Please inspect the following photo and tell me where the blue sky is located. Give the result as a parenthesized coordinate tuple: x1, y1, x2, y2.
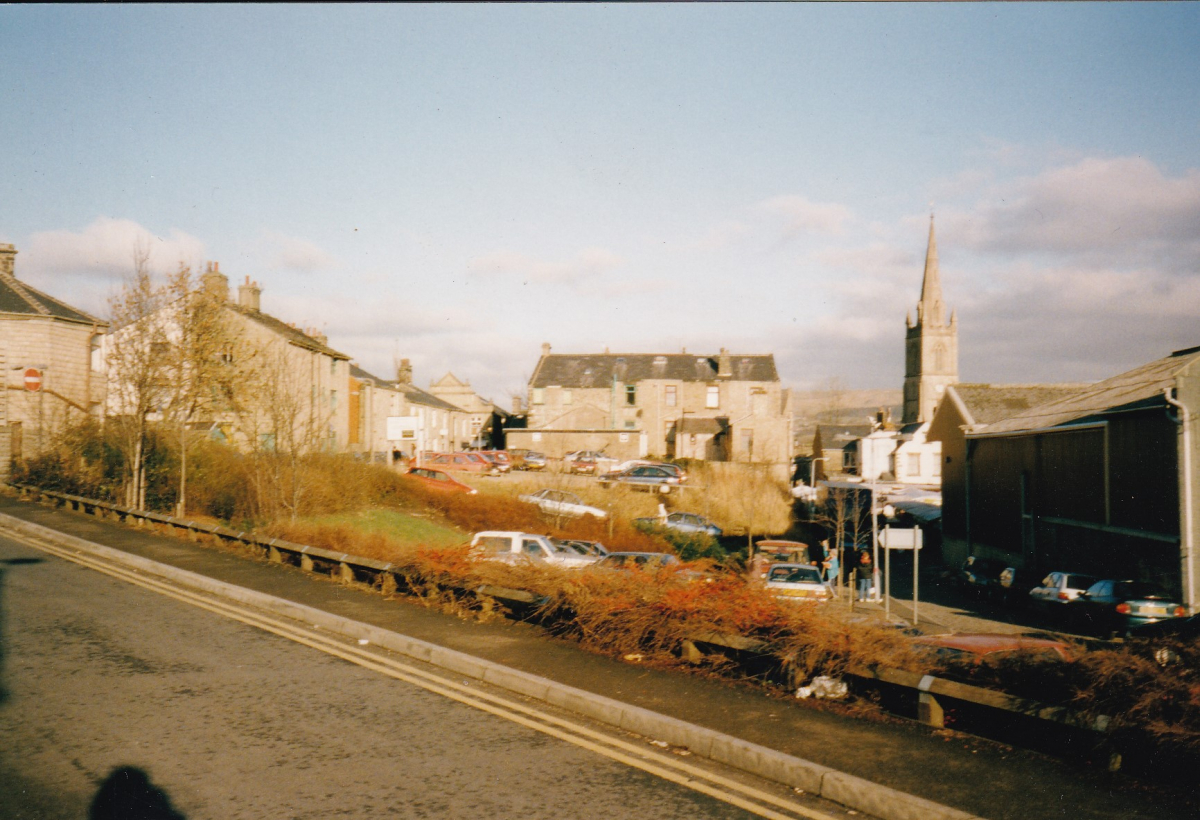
(3, 4, 1199, 406)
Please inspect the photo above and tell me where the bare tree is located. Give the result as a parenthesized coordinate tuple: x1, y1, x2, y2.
(814, 485, 870, 601)
(105, 247, 172, 509)
(159, 265, 233, 517)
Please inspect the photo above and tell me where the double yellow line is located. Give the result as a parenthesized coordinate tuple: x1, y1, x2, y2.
(14, 530, 844, 820)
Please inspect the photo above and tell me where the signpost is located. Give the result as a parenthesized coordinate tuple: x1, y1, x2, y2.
(880, 524, 924, 625)
(23, 368, 42, 392)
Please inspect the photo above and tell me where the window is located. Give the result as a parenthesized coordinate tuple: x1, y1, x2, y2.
(706, 385, 720, 409)
(665, 385, 677, 407)
(907, 453, 920, 475)
(625, 384, 637, 405)
(532, 388, 545, 405)
(624, 420, 636, 429)
(330, 390, 337, 411)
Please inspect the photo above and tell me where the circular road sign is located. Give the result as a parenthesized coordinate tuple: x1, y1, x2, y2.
(23, 368, 42, 392)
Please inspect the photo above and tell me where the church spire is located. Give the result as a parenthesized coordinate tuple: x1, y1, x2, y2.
(918, 214, 945, 326)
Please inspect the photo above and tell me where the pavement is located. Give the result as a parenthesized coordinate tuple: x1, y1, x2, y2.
(0, 492, 1191, 820)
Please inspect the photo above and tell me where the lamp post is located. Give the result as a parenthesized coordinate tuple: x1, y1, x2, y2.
(882, 503, 895, 619)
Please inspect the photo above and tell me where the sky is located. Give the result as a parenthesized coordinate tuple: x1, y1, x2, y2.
(3, 4, 1199, 407)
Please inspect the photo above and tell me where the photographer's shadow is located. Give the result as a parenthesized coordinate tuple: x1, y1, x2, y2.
(90, 766, 186, 820)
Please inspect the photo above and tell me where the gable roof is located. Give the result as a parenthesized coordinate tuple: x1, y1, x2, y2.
(978, 347, 1200, 436)
(530, 352, 778, 388)
(0, 271, 104, 326)
(350, 363, 464, 411)
(948, 383, 1092, 429)
(229, 303, 349, 360)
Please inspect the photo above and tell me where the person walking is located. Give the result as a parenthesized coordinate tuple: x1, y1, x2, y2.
(855, 548, 874, 602)
(823, 542, 839, 591)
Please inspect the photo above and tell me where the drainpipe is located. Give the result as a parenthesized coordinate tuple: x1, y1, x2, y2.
(1164, 387, 1196, 613)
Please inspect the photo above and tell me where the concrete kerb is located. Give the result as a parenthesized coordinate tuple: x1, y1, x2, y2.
(0, 511, 984, 820)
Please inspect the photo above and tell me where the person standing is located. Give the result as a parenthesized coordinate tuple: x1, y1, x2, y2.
(855, 548, 874, 602)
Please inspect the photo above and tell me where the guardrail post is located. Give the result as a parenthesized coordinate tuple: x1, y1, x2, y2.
(300, 554, 314, 572)
(917, 675, 944, 728)
(337, 562, 355, 583)
(268, 545, 283, 563)
(377, 572, 397, 595)
(680, 640, 705, 664)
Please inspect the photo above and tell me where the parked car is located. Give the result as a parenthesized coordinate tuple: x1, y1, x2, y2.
(553, 538, 609, 557)
(996, 565, 1033, 606)
(1028, 571, 1099, 616)
(1127, 613, 1200, 666)
(423, 452, 501, 475)
(957, 556, 1010, 599)
(476, 451, 512, 472)
(469, 531, 599, 568)
(633, 511, 722, 537)
(1068, 579, 1188, 638)
(764, 563, 831, 603)
(403, 467, 477, 495)
(518, 488, 608, 519)
(751, 540, 809, 578)
(913, 633, 1075, 663)
(595, 551, 682, 571)
(598, 464, 683, 493)
(510, 450, 546, 471)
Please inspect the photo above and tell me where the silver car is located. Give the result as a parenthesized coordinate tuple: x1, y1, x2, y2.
(1028, 571, 1099, 614)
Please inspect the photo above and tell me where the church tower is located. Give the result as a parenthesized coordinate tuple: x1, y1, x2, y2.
(903, 216, 958, 424)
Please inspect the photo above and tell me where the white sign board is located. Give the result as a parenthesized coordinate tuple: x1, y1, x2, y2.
(880, 528, 923, 550)
(386, 416, 419, 441)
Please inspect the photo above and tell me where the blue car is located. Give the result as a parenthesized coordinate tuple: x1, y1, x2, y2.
(634, 511, 722, 537)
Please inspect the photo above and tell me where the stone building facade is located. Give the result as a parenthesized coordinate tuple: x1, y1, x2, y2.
(350, 360, 471, 462)
(517, 344, 793, 467)
(0, 243, 107, 472)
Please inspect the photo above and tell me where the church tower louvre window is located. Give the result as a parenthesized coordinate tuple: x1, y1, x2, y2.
(902, 215, 959, 424)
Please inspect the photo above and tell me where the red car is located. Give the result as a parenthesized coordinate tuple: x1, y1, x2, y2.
(914, 633, 1074, 663)
(404, 467, 477, 495)
(422, 452, 500, 474)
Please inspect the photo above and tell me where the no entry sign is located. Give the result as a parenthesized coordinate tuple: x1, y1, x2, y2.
(23, 368, 42, 392)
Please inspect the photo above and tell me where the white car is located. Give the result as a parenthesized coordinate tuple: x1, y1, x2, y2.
(469, 531, 599, 569)
(518, 488, 608, 519)
(764, 563, 831, 603)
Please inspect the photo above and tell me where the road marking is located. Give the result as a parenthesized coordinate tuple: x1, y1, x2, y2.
(11, 530, 846, 820)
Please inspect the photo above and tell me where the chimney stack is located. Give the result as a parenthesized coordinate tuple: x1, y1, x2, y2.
(396, 358, 413, 384)
(541, 342, 551, 358)
(717, 347, 732, 378)
(202, 261, 230, 302)
(237, 275, 261, 311)
(512, 395, 524, 414)
(0, 243, 17, 277)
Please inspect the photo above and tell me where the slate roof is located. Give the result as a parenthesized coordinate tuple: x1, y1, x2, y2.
(818, 423, 875, 443)
(978, 347, 1200, 435)
(230, 303, 349, 360)
(530, 352, 779, 388)
(0, 272, 104, 326)
(350, 364, 465, 412)
(949, 383, 1092, 428)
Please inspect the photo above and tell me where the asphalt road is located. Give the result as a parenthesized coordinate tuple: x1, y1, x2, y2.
(0, 529, 851, 820)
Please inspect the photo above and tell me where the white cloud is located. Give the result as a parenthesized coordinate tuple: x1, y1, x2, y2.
(255, 230, 337, 272)
(951, 156, 1200, 265)
(755, 195, 853, 240)
(466, 247, 625, 286)
(17, 217, 207, 318)
(24, 217, 206, 278)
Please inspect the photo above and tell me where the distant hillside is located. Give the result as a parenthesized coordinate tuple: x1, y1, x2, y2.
(789, 387, 902, 454)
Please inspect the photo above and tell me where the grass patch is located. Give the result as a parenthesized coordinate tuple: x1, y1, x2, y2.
(305, 508, 466, 550)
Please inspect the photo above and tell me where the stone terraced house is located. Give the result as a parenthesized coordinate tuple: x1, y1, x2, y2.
(0, 243, 107, 473)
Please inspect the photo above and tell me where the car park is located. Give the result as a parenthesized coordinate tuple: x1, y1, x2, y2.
(633, 511, 722, 537)
(403, 467, 477, 495)
(1068, 579, 1188, 638)
(469, 531, 599, 568)
(598, 464, 683, 493)
(1028, 571, 1098, 616)
(764, 563, 831, 603)
(476, 451, 512, 472)
(518, 488, 608, 519)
